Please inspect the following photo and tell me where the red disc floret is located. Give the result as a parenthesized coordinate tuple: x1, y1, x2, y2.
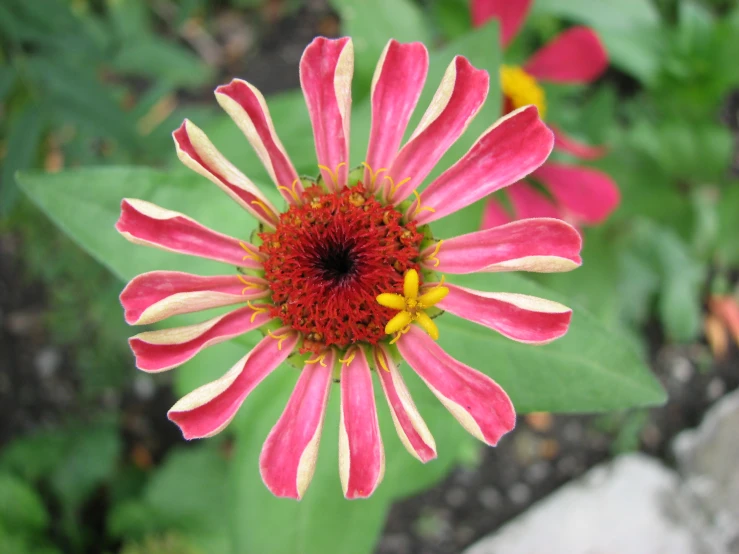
(259, 184, 423, 354)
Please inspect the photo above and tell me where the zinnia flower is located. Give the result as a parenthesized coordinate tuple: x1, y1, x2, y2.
(116, 37, 583, 500)
(471, 0, 621, 229)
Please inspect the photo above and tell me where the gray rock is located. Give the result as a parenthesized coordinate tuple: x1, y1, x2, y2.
(674, 388, 739, 553)
(464, 453, 695, 554)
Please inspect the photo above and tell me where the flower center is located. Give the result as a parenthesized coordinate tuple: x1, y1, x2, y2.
(259, 184, 424, 354)
(500, 64, 546, 118)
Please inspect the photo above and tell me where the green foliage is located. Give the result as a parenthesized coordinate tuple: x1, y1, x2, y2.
(109, 446, 232, 552)
(1, 422, 122, 550)
(0, 0, 211, 215)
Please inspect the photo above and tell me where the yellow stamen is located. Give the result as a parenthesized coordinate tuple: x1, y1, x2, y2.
(377, 269, 450, 342)
(500, 64, 547, 118)
(424, 240, 444, 268)
(251, 199, 279, 224)
(239, 241, 263, 262)
(338, 349, 357, 366)
(267, 329, 291, 350)
(237, 274, 264, 295)
(277, 179, 302, 203)
(306, 353, 327, 367)
(376, 348, 390, 372)
(318, 162, 346, 188)
(247, 301, 269, 323)
(411, 190, 435, 218)
(361, 162, 387, 191)
(384, 175, 411, 199)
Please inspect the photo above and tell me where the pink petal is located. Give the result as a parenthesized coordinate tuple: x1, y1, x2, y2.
(168, 330, 299, 439)
(524, 27, 608, 84)
(116, 199, 263, 269)
(397, 326, 515, 446)
(438, 284, 572, 344)
(481, 198, 513, 229)
(386, 56, 489, 204)
(410, 105, 553, 225)
(300, 37, 353, 191)
(129, 306, 273, 372)
(422, 218, 582, 273)
(373, 345, 436, 463)
(470, 0, 533, 47)
(552, 125, 608, 160)
(364, 40, 429, 193)
(215, 80, 304, 204)
(339, 348, 384, 499)
(532, 162, 620, 225)
(120, 271, 269, 325)
(507, 181, 561, 220)
(173, 120, 279, 227)
(260, 350, 336, 499)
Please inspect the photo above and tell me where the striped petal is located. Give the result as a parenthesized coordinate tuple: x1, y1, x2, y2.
(364, 40, 428, 193)
(524, 27, 608, 84)
(173, 119, 279, 227)
(300, 37, 353, 191)
(120, 271, 268, 325)
(215, 79, 304, 203)
(168, 331, 299, 439)
(422, 218, 582, 273)
(397, 326, 515, 446)
(438, 284, 572, 344)
(373, 345, 436, 463)
(533, 162, 620, 225)
(129, 306, 273, 372)
(410, 105, 553, 225)
(387, 56, 489, 204)
(116, 199, 263, 269)
(260, 350, 336, 499)
(339, 348, 384, 499)
(470, 0, 533, 47)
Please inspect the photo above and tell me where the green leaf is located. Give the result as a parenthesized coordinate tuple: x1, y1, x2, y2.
(109, 445, 232, 553)
(0, 473, 49, 534)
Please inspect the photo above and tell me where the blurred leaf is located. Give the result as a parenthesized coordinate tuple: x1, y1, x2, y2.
(533, 0, 663, 84)
(0, 473, 49, 534)
(109, 446, 231, 553)
(430, 0, 473, 41)
(24, 56, 140, 151)
(331, 0, 432, 102)
(119, 533, 203, 554)
(628, 220, 705, 342)
(716, 187, 739, 265)
(1, 102, 45, 215)
(49, 422, 122, 512)
(112, 37, 213, 88)
(0, 430, 68, 482)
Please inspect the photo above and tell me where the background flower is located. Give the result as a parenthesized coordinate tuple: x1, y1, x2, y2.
(472, 0, 621, 229)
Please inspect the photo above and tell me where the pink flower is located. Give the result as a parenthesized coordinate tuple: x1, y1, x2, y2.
(472, 0, 621, 229)
(117, 37, 582, 500)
